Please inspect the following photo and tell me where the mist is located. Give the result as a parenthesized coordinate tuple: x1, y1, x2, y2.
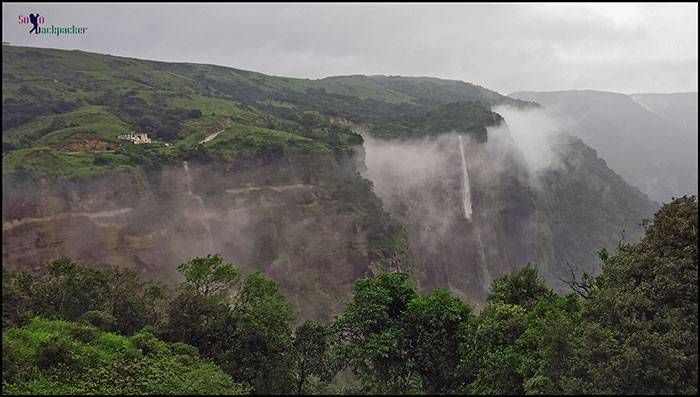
(362, 105, 569, 214)
(359, 105, 575, 300)
(481, 105, 570, 194)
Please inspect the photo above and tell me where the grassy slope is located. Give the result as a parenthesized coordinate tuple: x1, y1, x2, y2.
(1, 45, 658, 320)
(2, 318, 249, 395)
(2, 45, 522, 179)
(2, 45, 419, 272)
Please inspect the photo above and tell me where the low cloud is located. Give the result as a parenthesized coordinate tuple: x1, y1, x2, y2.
(486, 105, 567, 184)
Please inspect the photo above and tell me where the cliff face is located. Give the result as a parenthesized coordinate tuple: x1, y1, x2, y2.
(362, 133, 537, 307)
(1, 46, 661, 320)
(2, 154, 398, 321)
(362, 127, 657, 305)
(510, 90, 698, 203)
(3, 130, 658, 317)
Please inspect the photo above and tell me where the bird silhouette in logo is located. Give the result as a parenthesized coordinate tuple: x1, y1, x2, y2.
(29, 13, 40, 34)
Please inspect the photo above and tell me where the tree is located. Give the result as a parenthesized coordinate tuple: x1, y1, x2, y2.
(221, 272, 296, 394)
(334, 272, 419, 394)
(566, 196, 698, 394)
(292, 321, 333, 395)
(37, 258, 109, 321)
(463, 302, 528, 395)
(102, 267, 150, 335)
(515, 294, 581, 394)
(168, 257, 296, 394)
(176, 254, 241, 298)
(403, 288, 473, 394)
(2, 260, 164, 336)
(143, 281, 170, 326)
(486, 264, 551, 309)
(164, 287, 231, 357)
(462, 265, 555, 395)
(2, 269, 35, 327)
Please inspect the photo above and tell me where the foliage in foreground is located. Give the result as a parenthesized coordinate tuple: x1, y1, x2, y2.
(2, 317, 249, 395)
(2, 196, 697, 395)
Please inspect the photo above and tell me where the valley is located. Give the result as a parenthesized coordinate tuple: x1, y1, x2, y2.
(2, 45, 658, 318)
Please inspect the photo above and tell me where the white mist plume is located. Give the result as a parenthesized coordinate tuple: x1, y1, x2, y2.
(362, 134, 456, 197)
(487, 105, 567, 181)
(362, 133, 464, 238)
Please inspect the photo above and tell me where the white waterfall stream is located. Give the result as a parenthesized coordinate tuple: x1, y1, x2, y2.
(183, 161, 215, 250)
(458, 135, 473, 220)
(457, 135, 491, 284)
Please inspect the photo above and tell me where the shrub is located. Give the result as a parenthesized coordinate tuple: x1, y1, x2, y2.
(5, 309, 248, 395)
(130, 331, 170, 356)
(36, 335, 73, 369)
(93, 154, 113, 165)
(2, 337, 20, 382)
(79, 310, 115, 331)
(68, 324, 100, 343)
(187, 109, 203, 119)
(171, 342, 199, 357)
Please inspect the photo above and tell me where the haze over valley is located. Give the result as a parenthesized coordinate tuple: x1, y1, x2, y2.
(2, 3, 697, 395)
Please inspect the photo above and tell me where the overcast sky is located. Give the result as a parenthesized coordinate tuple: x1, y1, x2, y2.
(3, 3, 698, 94)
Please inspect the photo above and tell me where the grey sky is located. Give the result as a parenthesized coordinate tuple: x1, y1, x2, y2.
(2, 3, 698, 94)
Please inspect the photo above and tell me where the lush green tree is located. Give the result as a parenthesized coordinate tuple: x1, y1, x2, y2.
(38, 258, 109, 321)
(165, 257, 240, 357)
(143, 281, 171, 326)
(462, 265, 553, 395)
(335, 273, 477, 394)
(463, 302, 528, 395)
(515, 294, 582, 394)
(164, 287, 232, 357)
(222, 272, 296, 394)
(2, 269, 35, 327)
(166, 258, 296, 395)
(566, 196, 698, 394)
(78, 310, 116, 332)
(292, 320, 333, 394)
(2, 260, 163, 336)
(487, 264, 551, 309)
(101, 267, 150, 335)
(403, 288, 473, 394)
(334, 272, 419, 394)
(176, 254, 241, 298)
(2, 317, 250, 395)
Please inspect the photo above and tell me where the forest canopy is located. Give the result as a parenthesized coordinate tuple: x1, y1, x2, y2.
(2, 196, 698, 395)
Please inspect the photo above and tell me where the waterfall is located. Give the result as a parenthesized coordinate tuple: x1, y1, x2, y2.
(461, 142, 491, 286)
(458, 135, 472, 220)
(183, 161, 215, 251)
(183, 161, 192, 194)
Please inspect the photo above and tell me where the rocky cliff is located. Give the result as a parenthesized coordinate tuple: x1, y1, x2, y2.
(362, 113, 658, 305)
(3, 153, 407, 321)
(2, 45, 661, 320)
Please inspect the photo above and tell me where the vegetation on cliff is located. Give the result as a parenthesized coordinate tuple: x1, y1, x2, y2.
(2, 318, 249, 395)
(2, 46, 513, 179)
(3, 196, 697, 394)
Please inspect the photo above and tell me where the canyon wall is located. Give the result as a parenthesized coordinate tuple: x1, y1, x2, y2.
(3, 129, 657, 318)
(3, 154, 400, 321)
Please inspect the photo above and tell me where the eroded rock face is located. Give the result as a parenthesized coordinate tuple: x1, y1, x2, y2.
(2, 133, 657, 319)
(2, 154, 382, 321)
(361, 130, 656, 306)
(362, 133, 538, 307)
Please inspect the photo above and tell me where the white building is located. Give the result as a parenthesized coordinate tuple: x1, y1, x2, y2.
(118, 132, 151, 144)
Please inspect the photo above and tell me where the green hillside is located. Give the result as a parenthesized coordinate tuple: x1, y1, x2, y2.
(2, 45, 522, 179)
(2, 317, 249, 395)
